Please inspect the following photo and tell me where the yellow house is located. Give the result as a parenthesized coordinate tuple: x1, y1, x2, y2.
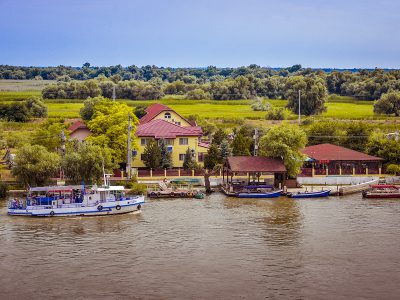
(133, 104, 209, 168)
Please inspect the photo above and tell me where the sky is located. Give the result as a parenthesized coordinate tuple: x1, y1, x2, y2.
(0, 0, 399, 68)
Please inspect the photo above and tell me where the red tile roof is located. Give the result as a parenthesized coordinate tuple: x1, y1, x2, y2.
(67, 120, 88, 133)
(227, 156, 286, 173)
(139, 103, 172, 124)
(139, 103, 196, 126)
(136, 119, 203, 138)
(302, 143, 383, 162)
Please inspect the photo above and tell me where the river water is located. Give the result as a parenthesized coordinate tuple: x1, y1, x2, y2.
(0, 193, 399, 299)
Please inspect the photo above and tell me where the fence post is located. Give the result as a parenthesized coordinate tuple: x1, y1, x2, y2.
(326, 167, 329, 176)
(164, 168, 167, 177)
(312, 167, 315, 177)
(366, 167, 368, 175)
(379, 167, 382, 175)
(192, 169, 195, 177)
(150, 168, 153, 178)
(178, 168, 181, 177)
(339, 167, 342, 176)
(353, 167, 356, 176)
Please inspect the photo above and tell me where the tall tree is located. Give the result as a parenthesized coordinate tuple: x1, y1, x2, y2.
(142, 140, 162, 169)
(259, 124, 307, 177)
(285, 76, 327, 115)
(374, 92, 400, 116)
(87, 100, 137, 164)
(159, 139, 173, 169)
(231, 133, 251, 156)
(204, 144, 222, 169)
(62, 142, 115, 184)
(183, 147, 195, 170)
(12, 145, 61, 187)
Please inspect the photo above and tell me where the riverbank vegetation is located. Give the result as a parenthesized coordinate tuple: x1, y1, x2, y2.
(0, 74, 399, 184)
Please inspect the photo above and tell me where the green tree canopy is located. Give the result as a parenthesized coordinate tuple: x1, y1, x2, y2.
(32, 118, 67, 152)
(306, 121, 346, 146)
(62, 142, 115, 184)
(86, 100, 137, 164)
(285, 76, 327, 116)
(374, 92, 400, 116)
(142, 139, 162, 169)
(25, 96, 48, 118)
(204, 144, 222, 170)
(183, 147, 196, 170)
(12, 145, 61, 187)
(159, 139, 173, 169)
(80, 96, 107, 121)
(259, 124, 307, 177)
(367, 131, 400, 165)
(231, 133, 251, 156)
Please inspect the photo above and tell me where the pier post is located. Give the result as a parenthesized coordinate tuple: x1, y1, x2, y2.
(366, 167, 368, 175)
(353, 167, 356, 176)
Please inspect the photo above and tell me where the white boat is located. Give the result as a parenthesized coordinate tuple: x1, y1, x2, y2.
(8, 184, 144, 217)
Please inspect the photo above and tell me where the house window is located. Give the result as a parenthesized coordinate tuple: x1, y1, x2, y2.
(164, 112, 171, 119)
(198, 152, 205, 162)
(157, 139, 174, 146)
(165, 139, 174, 145)
(179, 138, 188, 145)
(179, 154, 186, 161)
(175, 121, 181, 126)
(141, 138, 151, 146)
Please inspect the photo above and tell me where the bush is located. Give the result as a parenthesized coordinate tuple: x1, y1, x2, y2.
(126, 182, 147, 195)
(386, 164, 400, 175)
(265, 107, 290, 120)
(0, 180, 8, 199)
(251, 99, 271, 111)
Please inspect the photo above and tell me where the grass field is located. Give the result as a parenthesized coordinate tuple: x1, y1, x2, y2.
(0, 80, 56, 92)
(0, 80, 396, 122)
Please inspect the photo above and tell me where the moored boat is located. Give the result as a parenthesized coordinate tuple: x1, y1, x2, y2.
(287, 190, 331, 198)
(237, 190, 282, 198)
(8, 184, 144, 217)
(362, 185, 400, 199)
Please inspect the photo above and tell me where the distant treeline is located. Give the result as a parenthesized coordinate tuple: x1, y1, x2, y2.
(2, 64, 400, 100)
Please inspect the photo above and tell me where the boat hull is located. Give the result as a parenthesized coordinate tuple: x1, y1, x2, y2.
(363, 193, 400, 199)
(288, 190, 331, 198)
(238, 190, 282, 198)
(8, 197, 145, 217)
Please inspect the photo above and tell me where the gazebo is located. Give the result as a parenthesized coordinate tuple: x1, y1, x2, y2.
(301, 143, 384, 176)
(222, 156, 287, 190)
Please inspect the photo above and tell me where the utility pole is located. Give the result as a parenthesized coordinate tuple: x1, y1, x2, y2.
(126, 113, 132, 180)
(298, 89, 301, 124)
(253, 128, 259, 157)
(112, 85, 116, 101)
(60, 129, 66, 156)
(60, 129, 66, 181)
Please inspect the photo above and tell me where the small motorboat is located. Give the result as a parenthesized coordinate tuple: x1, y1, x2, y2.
(362, 185, 400, 199)
(237, 190, 282, 198)
(287, 190, 331, 198)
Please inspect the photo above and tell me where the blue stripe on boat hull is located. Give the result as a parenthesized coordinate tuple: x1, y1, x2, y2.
(238, 191, 282, 198)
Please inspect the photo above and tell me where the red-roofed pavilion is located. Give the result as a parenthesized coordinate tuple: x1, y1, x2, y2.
(301, 143, 384, 176)
(223, 156, 287, 189)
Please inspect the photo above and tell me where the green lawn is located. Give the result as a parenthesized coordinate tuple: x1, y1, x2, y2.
(0, 88, 396, 121)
